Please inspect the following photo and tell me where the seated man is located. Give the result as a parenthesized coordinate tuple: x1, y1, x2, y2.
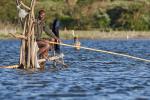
(35, 10, 59, 67)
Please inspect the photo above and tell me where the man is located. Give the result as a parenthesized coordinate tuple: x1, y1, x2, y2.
(35, 10, 59, 59)
(52, 17, 60, 54)
(72, 30, 81, 50)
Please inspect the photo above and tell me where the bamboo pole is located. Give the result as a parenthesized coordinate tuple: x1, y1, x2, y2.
(49, 42, 150, 63)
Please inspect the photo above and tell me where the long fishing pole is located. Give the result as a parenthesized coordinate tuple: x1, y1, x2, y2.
(49, 42, 150, 63)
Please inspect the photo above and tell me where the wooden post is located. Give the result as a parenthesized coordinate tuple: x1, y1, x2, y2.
(17, 0, 37, 69)
(31, 0, 36, 68)
(19, 19, 27, 66)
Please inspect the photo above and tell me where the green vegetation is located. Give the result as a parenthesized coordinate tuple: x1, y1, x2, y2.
(0, 0, 150, 31)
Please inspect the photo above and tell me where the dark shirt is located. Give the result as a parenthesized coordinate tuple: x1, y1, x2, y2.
(35, 19, 57, 40)
(52, 18, 60, 36)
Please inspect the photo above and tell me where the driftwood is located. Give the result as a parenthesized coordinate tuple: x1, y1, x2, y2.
(0, 65, 19, 69)
(16, 0, 37, 69)
(0, 56, 62, 69)
(20, 1, 31, 10)
(9, 33, 27, 40)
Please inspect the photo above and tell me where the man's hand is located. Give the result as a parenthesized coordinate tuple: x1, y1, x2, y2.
(55, 38, 61, 43)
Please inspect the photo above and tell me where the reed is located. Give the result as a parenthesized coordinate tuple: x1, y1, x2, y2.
(0, 22, 20, 33)
(0, 24, 150, 40)
(60, 30, 150, 40)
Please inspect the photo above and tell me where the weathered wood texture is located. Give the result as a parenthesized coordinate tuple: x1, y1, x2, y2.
(0, 56, 62, 69)
(17, 0, 37, 69)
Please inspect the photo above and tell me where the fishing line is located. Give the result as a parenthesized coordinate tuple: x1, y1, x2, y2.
(49, 42, 150, 63)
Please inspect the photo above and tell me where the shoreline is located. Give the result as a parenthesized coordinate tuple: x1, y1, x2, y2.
(0, 31, 150, 40)
(60, 30, 150, 39)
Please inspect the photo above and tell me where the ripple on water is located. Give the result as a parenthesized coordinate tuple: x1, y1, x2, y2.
(0, 40, 150, 100)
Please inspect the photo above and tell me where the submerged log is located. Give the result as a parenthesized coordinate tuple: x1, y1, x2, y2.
(0, 55, 62, 69)
(0, 65, 19, 69)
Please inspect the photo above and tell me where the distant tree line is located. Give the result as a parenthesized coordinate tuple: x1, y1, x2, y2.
(0, 0, 150, 31)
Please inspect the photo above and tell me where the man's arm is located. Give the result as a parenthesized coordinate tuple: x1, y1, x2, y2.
(43, 25, 59, 40)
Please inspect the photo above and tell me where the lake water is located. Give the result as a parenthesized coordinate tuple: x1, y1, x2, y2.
(0, 39, 150, 100)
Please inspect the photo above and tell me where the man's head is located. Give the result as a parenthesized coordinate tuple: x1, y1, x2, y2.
(38, 9, 46, 20)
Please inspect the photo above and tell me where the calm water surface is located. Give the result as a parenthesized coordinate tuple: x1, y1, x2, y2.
(0, 39, 150, 100)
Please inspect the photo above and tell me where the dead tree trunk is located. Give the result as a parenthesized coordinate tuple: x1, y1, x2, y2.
(17, 0, 37, 69)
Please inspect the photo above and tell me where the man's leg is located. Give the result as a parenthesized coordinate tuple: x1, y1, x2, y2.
(54, 29, 60, 54)
(39, 49, 49, 69)
(55, 40, 60, 54)
(37, 40, 50, 57)
(37, 40, 51, 69)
